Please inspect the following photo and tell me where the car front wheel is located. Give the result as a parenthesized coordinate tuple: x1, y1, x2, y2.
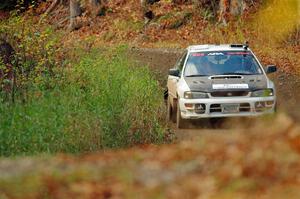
(176, 100, 186, 129)
(167, 96, 176, 123)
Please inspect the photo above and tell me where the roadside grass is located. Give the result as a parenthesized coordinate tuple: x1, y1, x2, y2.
(0, 46, 167, 156)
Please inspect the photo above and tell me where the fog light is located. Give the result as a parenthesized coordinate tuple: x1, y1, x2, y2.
(255, 101, 273, 112)
(185, 103, 194, 110)
(266, 101, 274, 106)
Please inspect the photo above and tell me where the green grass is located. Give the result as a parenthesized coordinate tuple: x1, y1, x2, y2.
(0, 46, 166, 156)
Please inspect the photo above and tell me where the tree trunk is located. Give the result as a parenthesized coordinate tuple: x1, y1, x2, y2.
(69, 0, 82, 31)
(230, 0, 245, 17)
(218, 0, 245, 25)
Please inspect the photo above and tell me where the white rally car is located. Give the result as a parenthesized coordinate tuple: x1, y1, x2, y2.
(166, 44, 277, 128)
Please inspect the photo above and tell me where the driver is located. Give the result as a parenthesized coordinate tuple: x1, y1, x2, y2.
(197, 56, 214, 75)
(185, 56, 212, 76)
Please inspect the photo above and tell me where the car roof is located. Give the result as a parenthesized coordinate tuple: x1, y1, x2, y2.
(187, 44, 251, 52)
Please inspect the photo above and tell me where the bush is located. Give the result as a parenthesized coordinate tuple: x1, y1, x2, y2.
(0, 15, 65, 103)
(0, 46, 166, 156)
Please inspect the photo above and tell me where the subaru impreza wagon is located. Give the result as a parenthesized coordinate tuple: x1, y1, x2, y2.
(166, 44, 277, 128)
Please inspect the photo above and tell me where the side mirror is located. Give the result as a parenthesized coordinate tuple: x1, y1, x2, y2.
(169, 68, 180, 77)
(265, 65, 277, 74)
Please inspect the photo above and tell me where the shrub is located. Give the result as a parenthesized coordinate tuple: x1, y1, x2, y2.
(252, 0, 299, 46)
(65, 46, 166, 149)
(0, 46, 166, 156)
(0, 15, 65, 103)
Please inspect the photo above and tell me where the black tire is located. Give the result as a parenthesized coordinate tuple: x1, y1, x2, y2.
(176, 100, 186, 129)
(166, 97, 172, 122)
(167, 97, 176, 123)
(274, 102, 277, 113)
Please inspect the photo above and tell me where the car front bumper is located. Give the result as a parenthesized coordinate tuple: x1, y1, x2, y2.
(179, 96, 276, 119)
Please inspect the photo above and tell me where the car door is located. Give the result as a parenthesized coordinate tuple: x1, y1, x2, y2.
(167, 51, 187, 100)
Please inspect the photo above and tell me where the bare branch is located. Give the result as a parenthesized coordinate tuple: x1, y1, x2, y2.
(45, 0, 61, 15)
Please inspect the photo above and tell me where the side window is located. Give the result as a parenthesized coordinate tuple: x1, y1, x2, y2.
(176, 51, 188, 72)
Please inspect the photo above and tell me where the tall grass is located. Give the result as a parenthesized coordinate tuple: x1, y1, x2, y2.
(252, 0, 299, 45)
(0, 46, 166, 156)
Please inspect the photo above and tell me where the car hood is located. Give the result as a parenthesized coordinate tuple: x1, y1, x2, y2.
(184, 75, 268, 92)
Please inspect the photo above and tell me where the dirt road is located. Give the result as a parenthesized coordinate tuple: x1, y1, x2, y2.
(129, 47, 300, 139)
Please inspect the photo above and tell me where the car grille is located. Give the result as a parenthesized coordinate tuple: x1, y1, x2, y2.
(210, 91, 249, 97)
(209, 103, 251, 113)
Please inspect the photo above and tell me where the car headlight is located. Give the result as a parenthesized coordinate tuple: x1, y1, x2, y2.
(184, 91, 208, 99)
(251, 89, 274, 97)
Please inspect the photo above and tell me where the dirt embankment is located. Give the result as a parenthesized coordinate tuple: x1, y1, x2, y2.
(129, 47, 300, 122)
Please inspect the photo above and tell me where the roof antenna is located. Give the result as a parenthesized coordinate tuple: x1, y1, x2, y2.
(243, 41, 249, 50)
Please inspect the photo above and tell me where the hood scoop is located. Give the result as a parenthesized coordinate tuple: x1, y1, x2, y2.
(209, 75, 243, 80)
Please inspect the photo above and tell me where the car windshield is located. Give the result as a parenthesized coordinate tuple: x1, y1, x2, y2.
(184, 51, 263, 77)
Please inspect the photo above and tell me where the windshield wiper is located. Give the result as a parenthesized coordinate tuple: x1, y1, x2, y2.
(185, 74, 208, 77)
(220, 72, 253, 75)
